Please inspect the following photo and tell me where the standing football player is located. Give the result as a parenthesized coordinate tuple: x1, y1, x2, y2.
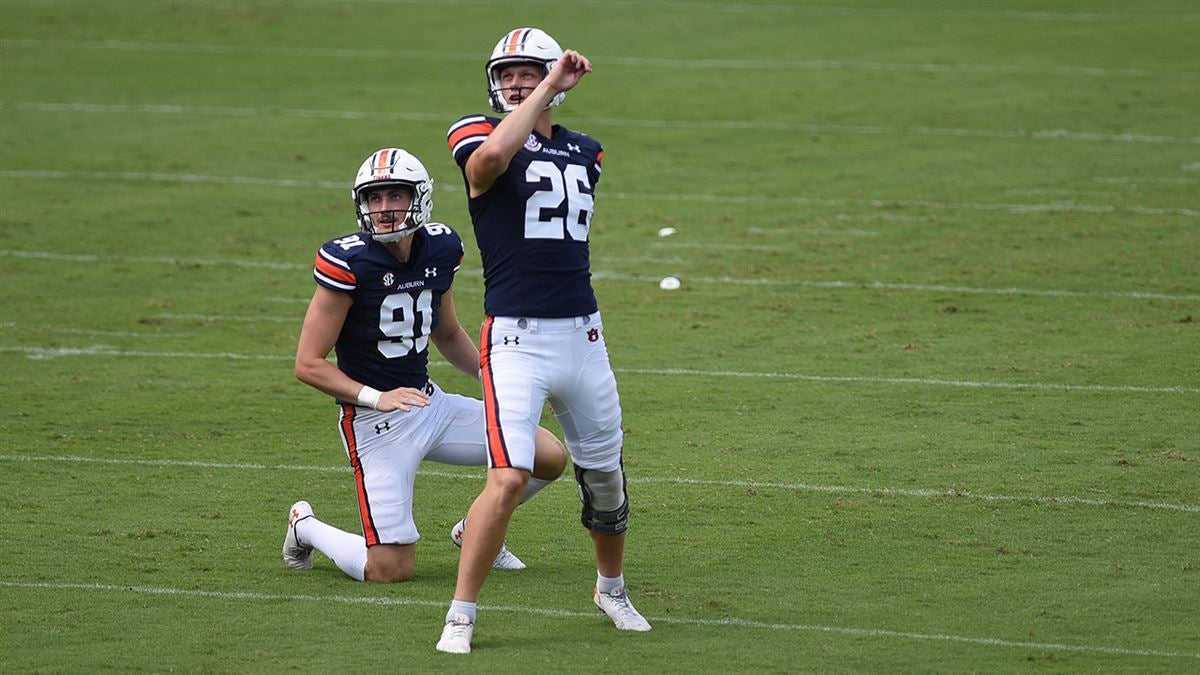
(437, 29, 651, 654)
(282, 147, 567, 584)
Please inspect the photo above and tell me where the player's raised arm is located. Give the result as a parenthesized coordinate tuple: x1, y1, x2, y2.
(464, 36, 591, 195)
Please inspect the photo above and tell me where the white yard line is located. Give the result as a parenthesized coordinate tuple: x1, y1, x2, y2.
(1094, 176, 1200, 185)
(0, 322, 188, 338)
(0, 580, 1197, 660)
(1, 345, 1196, 395)
(3, 169, 1196, 218)
(4, 101, 1197, 145)
(1, 453, 1197, 514)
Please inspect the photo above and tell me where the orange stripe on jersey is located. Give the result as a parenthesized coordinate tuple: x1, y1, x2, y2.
(314, 253, 356, 285)
(596, 149, 604, 166)
(479, 317, 511, 469)
(446, 121, 495, 150)
(340, 404, 380, 547)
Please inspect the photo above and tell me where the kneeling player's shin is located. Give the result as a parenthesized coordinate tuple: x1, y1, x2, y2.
(574, 465, 629, 534)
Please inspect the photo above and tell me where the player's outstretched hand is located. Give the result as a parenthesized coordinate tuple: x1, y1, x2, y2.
(377, 386, 431, 413)
(546, 50, 591, 93)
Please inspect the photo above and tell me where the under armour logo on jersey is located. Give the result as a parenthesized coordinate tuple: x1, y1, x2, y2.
(425, 267, 438, 278)
(587, 328, 600, 343)
(503, 336, 520, 346)
(374, 422, 391, 434)
(567, 143, 581, 153)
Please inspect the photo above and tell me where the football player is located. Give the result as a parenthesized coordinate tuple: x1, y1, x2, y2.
(438, 29, 651, 654)
(282, 147, 567, 583)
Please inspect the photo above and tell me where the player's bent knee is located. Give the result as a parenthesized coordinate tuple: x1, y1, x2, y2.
(486, 467, 530, 502)
(574, 465, 629, 534)
(364, 545, 415, 583)
(532, 427, 568, 480)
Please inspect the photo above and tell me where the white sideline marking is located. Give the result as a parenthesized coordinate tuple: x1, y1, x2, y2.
(3, 248, 1199, 301)
(5, 101, 1198, 146)
(4, 37, 1197, 78)
(615, 366, 1200, 395)
(1004, 188, 1119, 198)
(2, 453, 1196, 513)
(651, 241, 784, 252)
(1, 581, 1196, 660)
(157, 312, 300, 323)
(4, 170, 1197, 219)
(1094, 176, 1200, 185)
(0, 322, 187, 338)
(588, 270, 1200, 302)
(604, 190, 1200, 218)
(750, 224, 884, 237)
(2, 345, 1196, 394)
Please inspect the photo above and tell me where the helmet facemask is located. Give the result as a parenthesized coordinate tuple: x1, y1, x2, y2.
(351, 148, 434, 243)
(355, 182, 425, 243)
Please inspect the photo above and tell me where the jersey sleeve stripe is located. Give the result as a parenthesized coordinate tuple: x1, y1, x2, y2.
(447, 122, 495, 150)
(314, 269, 355, 291)
(318, 247, 352, 270)
(314, 252, 356, 285)
(447, 115, 488, 136)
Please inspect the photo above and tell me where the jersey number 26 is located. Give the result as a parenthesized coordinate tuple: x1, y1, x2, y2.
(524, 160, 593, 241)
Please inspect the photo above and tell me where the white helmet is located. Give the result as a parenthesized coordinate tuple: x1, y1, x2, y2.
(351, 148, 434, 243)
(486, 27, 565, 114)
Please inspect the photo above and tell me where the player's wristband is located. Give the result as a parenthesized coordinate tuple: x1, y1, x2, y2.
(477, 369, 483, 382)
(356, 385, 382, 410)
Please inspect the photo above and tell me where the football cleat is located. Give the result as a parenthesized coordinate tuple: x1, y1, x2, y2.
(282, 500, 315, 570)
(451, 518, 527, 570)
(594, 586, 652, 631)
(435, 613, 475, 654)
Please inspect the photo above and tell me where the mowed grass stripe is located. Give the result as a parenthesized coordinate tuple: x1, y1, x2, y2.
(3, 38, 1198, 78)
(3, 247, 1198, 301)
(5, 101, 1197, 145)
(1, 581, 1195, 660)
(3, 453, 1196, 513)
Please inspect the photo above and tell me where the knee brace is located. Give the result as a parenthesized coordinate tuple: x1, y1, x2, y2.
(574, 465, 629, 534)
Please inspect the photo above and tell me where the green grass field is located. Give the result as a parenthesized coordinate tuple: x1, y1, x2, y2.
(2, 0, 1198, 671)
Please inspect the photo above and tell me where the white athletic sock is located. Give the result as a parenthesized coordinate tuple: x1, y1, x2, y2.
(519, 476, 554, 504)
(446, 600, 477, 624)
(597, 572, 625, 594)
(295, 517, 367, 581)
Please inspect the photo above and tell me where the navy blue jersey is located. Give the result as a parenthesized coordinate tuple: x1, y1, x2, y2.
(446, 114, 603, 318)
(311, 223, 464, 396)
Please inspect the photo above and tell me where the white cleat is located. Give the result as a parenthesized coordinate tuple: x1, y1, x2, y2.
(490, 544, 527, 570)
(435, 613, 474, 654)
(282, 500, 314, 570)
(451, 518, 527, 570)
(594, 587, 652, 631)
